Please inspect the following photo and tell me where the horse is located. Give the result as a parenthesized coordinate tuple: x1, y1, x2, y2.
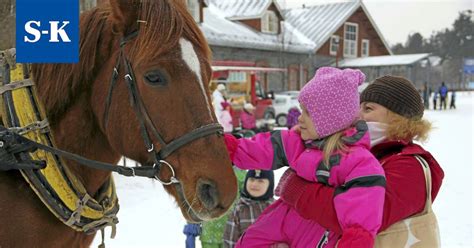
(0, 0, 237, 246)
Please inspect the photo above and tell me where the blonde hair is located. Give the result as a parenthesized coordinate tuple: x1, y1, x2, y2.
(385, 111, 432, 142)
(322, 130, 347, 167)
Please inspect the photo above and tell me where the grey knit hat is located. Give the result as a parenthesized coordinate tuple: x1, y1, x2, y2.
(360, 75, 424, 119)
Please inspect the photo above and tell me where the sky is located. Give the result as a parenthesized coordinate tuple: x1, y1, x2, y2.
(278, 0, 473, 46)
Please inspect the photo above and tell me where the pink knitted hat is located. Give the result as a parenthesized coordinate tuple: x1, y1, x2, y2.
(298, 67, 365, 138)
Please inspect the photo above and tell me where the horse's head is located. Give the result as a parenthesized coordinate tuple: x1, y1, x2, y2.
(87, 0, 237, 222)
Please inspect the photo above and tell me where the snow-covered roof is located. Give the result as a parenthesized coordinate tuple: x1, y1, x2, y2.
(284, 0, 392, 54)
(200, 5, 316, 53)
(209, 0, 283, 20)
(337, 53, 431, 67)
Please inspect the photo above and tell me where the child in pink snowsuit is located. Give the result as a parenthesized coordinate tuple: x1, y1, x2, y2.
(224, 67, 386, 248)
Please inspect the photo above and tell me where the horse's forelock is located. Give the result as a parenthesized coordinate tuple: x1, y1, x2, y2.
(131, 0, 211, 64)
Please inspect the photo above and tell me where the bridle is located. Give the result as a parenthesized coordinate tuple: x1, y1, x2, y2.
(0, 30, 221, 225)
(102, 30, 223, 185)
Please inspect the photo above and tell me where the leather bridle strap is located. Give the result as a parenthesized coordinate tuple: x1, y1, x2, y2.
(157, 123, 223, 159)
(102, 30, 223, 183)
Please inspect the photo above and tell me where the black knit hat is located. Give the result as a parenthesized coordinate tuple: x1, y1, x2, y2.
(360, 75, 424, 119)
(241, 170, 274, 201)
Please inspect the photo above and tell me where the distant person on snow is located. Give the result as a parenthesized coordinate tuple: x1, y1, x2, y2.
(439, 82, 448, 110)
(449, 90, 456, 109)
(220, 101, 234, 133)
(286, 107, 301, 129)
(213, 84, 227, 121)
(240, 103, 257, 132)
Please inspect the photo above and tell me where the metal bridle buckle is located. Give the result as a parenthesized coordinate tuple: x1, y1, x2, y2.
(123, 166, 136, 177)
(153, 160, 179, 185)
(147, 143, 154, 153)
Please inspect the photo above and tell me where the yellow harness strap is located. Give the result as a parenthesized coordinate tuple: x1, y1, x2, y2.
(0, 57, 119, 234)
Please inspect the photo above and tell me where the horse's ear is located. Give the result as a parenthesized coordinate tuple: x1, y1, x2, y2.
(108, 0, 140, 34)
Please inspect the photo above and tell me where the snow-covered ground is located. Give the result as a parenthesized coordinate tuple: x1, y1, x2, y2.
(93, 92, 474, 248)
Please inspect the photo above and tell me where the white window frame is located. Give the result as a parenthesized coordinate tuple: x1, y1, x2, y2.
(343, 22, 358, 58)
(361, 39, 370, 57)
(262, 11, 278, 34)
(329, 35, 340, 56)
(186, 0, 200, 23)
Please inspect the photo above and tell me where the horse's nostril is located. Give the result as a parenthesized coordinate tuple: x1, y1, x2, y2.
(197, 179, 219, 210)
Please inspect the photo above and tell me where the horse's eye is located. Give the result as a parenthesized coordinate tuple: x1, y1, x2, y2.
(144, 71, 167, 86)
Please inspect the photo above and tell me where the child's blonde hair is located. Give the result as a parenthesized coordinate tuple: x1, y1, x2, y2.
(385, 111, 432, 142)
(322, 130, 347, 167)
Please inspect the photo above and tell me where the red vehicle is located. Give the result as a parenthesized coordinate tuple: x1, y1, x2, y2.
(211, 64, 286, 128)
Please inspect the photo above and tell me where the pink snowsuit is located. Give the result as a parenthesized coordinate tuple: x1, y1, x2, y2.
(231, 121, 386, 248)
(240, 110, 257, 130)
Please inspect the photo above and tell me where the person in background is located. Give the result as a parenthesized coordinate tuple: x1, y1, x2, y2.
(240, 103, 257, 132)
(449, 90, 456, 109)
(286, 107, 301, 129)
(213, 84, 227, 120)
(223, 170, 275, 248)
(432, 91, 438, 110)
(438, 82, 448, 110)
(220, 101, 234, 133)
(200, 168, 246, 248)
(277, 75, 444, 246)
(422, 82, 430, 110)
(183, 223, 202, 248)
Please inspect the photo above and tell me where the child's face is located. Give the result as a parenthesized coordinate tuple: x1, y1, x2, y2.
(297, 104, 319, 140)
(246, 178, 270, 198)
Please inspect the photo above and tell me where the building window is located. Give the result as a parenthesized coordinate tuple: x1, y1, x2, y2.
(343, 22, 358, 58)
(186, 0, 200, 22)
(362, 39, 369, 57)
(329, 35, 340, 56)
(288, 65, 298, 90)
(262, 11, 278, 34)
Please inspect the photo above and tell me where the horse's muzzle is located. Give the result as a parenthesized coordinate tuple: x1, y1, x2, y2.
(196, 179, 219, 210)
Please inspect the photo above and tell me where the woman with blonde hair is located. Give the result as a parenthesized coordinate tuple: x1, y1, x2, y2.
(277, 75, 444, 242)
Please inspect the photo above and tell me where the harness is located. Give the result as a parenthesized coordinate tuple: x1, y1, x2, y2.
(0, 32, 222, 237)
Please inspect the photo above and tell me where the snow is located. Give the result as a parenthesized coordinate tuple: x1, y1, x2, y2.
(201, 6, 315, 53)
(93, 93, 474, 248)
(209, 0, 272, 19)
(337, 53, 431, 68)
(284, 1, 359, 48)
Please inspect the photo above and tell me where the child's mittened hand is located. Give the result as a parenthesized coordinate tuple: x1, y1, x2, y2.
(223, 133, 239, 161)
(337, 226, 374, 248)
(274, 168, 296, 196)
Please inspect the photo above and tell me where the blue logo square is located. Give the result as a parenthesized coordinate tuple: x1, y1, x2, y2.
(16, 0, 79, 63)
